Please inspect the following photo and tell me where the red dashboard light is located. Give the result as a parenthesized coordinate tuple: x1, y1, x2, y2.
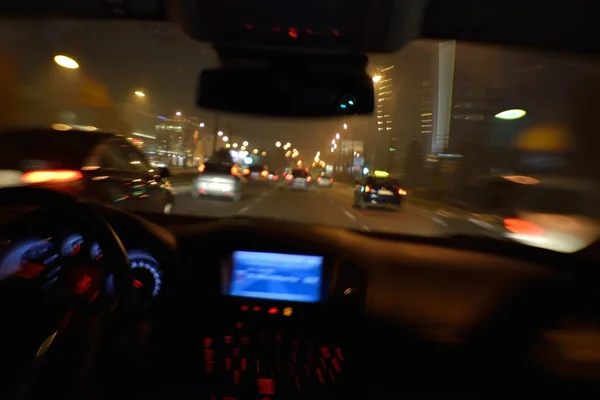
(268, 307, 279, 315)
(252, 306, 261, 312)
(240, 305, 249, 311)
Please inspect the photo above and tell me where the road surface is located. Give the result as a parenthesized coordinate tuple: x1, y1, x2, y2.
(168, 175, 437, 236)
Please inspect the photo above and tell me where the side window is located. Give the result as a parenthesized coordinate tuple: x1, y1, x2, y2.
(116, 143, 151, 173)
(99, 143, 130, 170)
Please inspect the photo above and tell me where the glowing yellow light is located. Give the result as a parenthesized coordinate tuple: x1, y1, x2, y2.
(283, 307, 293, 316)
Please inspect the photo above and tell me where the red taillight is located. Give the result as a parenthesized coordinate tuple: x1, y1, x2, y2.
(504, 218, 543, 236)
(231, 166, 240, 175)
(273, 175, 279, 180)
(198, 164, 205, 173)
(21, 170, 82, 184)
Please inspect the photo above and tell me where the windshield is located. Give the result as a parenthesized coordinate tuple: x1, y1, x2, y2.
(1, 20, 599, 253)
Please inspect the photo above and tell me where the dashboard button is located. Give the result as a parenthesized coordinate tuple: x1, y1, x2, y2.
(257, 378, 275, 394)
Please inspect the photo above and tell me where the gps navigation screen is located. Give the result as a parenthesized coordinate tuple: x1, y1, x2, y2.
(228, 251, 323, 302)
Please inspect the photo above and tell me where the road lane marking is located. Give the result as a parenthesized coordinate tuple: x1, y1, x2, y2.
(404, 204, 433, 217)
(237, 206, 252, 214)
(342, 209, 357, 221)
(172, 185, 192, 194)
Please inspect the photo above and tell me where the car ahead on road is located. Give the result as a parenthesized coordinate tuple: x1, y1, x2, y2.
(432, 175, 600, 253)
(0, 128, 175, 213)
(286, 168, 312, 189)
(353, 174, 406, 210)
(316, 174, 334, 188)
(244, 164, 269, 184)
(193, 161, 243, 201)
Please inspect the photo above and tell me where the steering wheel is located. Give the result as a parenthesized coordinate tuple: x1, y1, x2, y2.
(0, 186, 134, 399)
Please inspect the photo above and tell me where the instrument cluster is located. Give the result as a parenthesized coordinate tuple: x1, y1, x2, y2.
(0, 233, 163, 301)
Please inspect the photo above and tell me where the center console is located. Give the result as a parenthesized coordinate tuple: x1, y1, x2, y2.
(190, 250, 367, 398)
(140, 250, 367, 399)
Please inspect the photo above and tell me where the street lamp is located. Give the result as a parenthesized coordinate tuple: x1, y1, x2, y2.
(225, 143, 231, 148)
(233, 143, 238, 148)
(275, 141, 281, 147)
(217, 130, 224, 136)
(343, 123, 347, 130)
(175, 111, 182, 116)
(331, 139, 336, 145)
(372, 75, 382, 83)
(253, 149, 259, 154)
(199, 122, 205, 128)
(134, 90, 145, 97)
(222, 136, 229, 142)
(54, 55, 79, 69)
(335, 133, 340, 140)
(261, 151, 267, 156)
(242, 141, 249, 146)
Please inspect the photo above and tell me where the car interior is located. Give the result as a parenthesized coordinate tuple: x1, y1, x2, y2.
(0, 0, 598, 398)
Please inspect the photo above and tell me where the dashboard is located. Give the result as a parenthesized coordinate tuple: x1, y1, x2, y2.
(3, 204, 600, 396)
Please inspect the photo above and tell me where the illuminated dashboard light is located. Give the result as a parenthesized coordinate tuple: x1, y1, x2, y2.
(252, 306, 261, 312)
(268, 307, 279, 314)
(344, 288, 352, 294)
(240, 305, 249, 311)
(283, 307, 293, 316)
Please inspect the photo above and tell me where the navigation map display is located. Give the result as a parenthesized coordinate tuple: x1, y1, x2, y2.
(228, 251, 323, 303)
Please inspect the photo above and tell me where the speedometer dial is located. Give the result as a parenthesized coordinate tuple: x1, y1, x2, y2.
(61, 234, 84, 257)
(128, 250, 162, 298)
(0, 238, 61, 290)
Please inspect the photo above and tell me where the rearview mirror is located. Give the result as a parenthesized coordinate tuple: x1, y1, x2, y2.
(197, 67, 374, 117)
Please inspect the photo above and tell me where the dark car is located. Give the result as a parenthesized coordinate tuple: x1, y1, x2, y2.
(286, 169, 312, 189)
(244, 164, 269, 184)
(353, 175, 406, 210)
(0, 128, 174, 213)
